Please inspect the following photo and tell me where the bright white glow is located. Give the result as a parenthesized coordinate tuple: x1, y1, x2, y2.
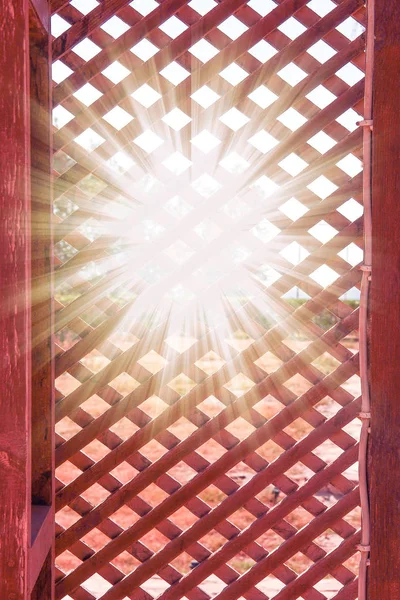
(280, 241, 309, 265)
(106, 152, 135, 173)
(162, 152, 192, 175)
(192, 174, 221, 198)
(252, 218, 280, 243)
(252, 176, 279, 198)
(134, 131, 164, 153)
(338, 243, 363, 266)
(219, 152, 249, 173)
(307, 0, 335, 17)
(191, 130, 221, 153)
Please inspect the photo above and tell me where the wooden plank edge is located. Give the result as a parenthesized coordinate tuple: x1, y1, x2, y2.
(29, 505, 54, 594)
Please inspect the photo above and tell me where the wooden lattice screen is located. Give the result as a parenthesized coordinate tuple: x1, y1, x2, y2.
(51, 1, 366, 598)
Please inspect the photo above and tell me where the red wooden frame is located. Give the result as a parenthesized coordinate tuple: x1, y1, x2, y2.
(0, 1, 54, 598)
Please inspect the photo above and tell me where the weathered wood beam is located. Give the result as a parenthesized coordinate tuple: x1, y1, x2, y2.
(370, 0, 400, 598)
(0, 0, 31, 598)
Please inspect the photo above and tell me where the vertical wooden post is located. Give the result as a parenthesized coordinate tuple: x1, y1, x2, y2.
(29, 1, 54, 597)
(0, 0, 31, 598)
(370, 1, 400, 599)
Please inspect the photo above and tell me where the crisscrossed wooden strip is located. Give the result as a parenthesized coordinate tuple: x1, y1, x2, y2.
(53, 1, 365, 598)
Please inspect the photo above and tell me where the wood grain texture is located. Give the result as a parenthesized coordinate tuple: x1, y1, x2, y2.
(370, 1, 400, 598)
(30, 6, 55, 597)
(0, 0, 31, 598)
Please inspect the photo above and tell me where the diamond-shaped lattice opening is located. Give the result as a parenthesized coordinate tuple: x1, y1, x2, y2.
(132, 83, 162, 107)
(308, 39, 337, 63)
(102, 61, 130, 83)
(52, 60, 73, 84)
(192, 174, 221, 198)
(248, 130, 279, 153)
(219, 107, 250, 131)
(80, 349, 110, 373)
(279, 16, 307, 40)
(278, 107, 308, 131)
(167, 418, 197, 441)
(168, 374, 196, 395)
(279, 153, 308, 176)
(195, 351, 225, 375)
(163, 152, 192, 175)
(159, 15, 188, 39)
(101, 15, 130, 38)
(306, 85, 336, 109)
(218, 15, 248, 39)
(52, 105, 74, 129)
(162, 107, 191, 131)
(130, 38, 159, 61)
(191, 130, 221, 153)
(307, 176, 338, 199)
(197, 395, 226, 416)
(191, 84, 220, 108)
(109, 372, 140, 395)
(308, 130, 337, 154)
(74, 128, 105, 152)
(338, 243, 363, 266)
(106, 151, 135, 173)
(225, 417, 256, 441)
(189, 39, 219, 63)
(248, 84, 278, 109)
(252, 218, 281, 243)
(137, 350, 168, 374)
(72, 38, 101, 61)
(279, 197, 309, 221)
(336, 153, 363, 177)
(134, 130, 164, 153)
(219, 62, 248, 86)
(73, 82, 103, 106)
(248, 39, 277, 63)
(224, 373, 255, 397)
(160, 61, 190, 85)
(103, 106, 133, 130)
(337, 198, 363, 221)
(309, 220, 338, 243)
(278, 62, 308, 86)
